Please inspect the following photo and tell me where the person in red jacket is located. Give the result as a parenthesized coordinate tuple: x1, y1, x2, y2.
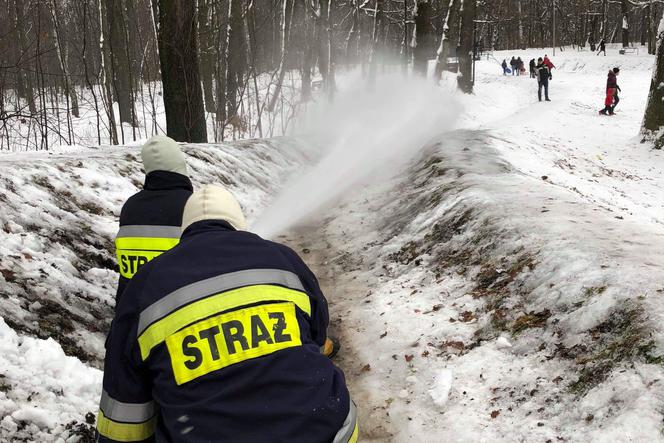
(599, 68, 620, 115)
(543, 55, 555, 70)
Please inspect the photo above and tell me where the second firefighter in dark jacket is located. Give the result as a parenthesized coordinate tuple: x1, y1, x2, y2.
(115, 136, 193, 300)
(536, 57, 552, 102)
(97, 185, 357, 443)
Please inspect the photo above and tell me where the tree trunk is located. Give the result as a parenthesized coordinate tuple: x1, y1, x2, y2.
(313, 0, 333, 95)
(268, 0, 295, 112)
(517, 0, 526, 49)
(434, 0, 459, 82)
(198, 0, 215, 113)
(214, 0, 229, 138)
(368, 0, 385, 85)
(225, 0, 247, 122)
(648, 2, 655, 54)
(157, 0, 207, 142)
(621, 0, 629, 47)
(301, 0, 314, 101)
(107, 0, 136, 127)
(641, 7, 648, 47)
(99, 0, 118, 144)
(600, 0, 608, 39)
(457, 0, 476, 93)
(413, 1, 434, 77)
(345, 0, 361, 64)
(12, 0, 36, 114)
(245, 0, 263, 137)
(325, 0, 336, 99)
(643, 17, 664, 147)
(48, 0, 79, 121)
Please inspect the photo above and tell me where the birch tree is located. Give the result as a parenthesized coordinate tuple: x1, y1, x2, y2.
(433, 0, 459, 83)
(268, 0, 295, 112)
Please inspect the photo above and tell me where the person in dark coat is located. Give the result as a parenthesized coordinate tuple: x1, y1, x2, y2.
(115, 136, 193, 301)
(600, 67, 621, 115)
(502, 59, 509, 75)
(536, 57, 551, 102)
(597, 38, 606, 56)
(510, 56, 517, 76)
(97, 185, 357, 443)
(516, 57, 524, 76)
(529, 59, 536, 78)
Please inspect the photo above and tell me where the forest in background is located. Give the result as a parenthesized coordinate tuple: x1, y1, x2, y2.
(0, 0, 662, 151)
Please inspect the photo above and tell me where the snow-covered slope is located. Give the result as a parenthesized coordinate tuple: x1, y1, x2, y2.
(0, 46, 662, 443)
(0, 138, 310, 441)
(288, 48, 664, 442)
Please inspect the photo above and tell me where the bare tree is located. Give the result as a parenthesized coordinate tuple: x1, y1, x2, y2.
(106, 0, 136, 131)
(268, 0, 295, 112)
(434, 0, 459, 83)
(457, 0, 476, 94)
(621, 0, 629, 47)
(413, 0, 435, 77)
(12, 0, 36, 114)
(157, 0, 207, 142)
(368, 0, 385, 85)
(643, 16, 664, 148)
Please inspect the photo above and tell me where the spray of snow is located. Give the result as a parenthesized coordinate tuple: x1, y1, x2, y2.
(253, 74, 460, 238)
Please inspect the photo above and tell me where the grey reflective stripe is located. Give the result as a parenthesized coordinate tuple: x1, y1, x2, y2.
(116, 225, 182, 239)
(99, 390, 155, 423)
(137, 268, 306, 336)
(332, 400, 357, 443)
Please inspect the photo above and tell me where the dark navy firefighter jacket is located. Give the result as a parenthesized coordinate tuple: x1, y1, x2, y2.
(115, 171, 193, 300)
(97, 220, 357, 443)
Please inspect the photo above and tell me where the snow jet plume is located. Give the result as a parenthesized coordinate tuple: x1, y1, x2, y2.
(253, 74, 460, 239)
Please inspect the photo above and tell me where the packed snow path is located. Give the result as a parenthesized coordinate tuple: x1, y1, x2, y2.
(0, 48, 663, 442)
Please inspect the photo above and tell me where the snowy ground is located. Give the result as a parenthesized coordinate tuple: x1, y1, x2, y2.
(280, 47, 664, 442)
(0, 45, 663, 442)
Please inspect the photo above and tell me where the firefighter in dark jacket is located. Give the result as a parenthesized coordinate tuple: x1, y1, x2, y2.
(97, 185, 358, 443)
(115, 136, 193, 300)
(536, 57, 551, 102)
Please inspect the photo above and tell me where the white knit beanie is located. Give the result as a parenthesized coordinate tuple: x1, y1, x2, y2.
(182, 185, 247, 232)
(141, 135, 188, 176)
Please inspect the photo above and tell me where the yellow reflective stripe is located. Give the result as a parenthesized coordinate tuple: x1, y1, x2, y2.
(348, 421, 359, 443)
(97, 410, 155, 442)
(138, 285, 311, 360)
(115, 237, 180, 252)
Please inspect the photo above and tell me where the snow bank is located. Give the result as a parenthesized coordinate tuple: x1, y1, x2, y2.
(282, 48, 664, 442)
(0, 317, 100, 441)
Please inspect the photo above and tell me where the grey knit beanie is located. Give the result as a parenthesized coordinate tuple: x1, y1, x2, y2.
(140, 135, 188, 176)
